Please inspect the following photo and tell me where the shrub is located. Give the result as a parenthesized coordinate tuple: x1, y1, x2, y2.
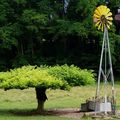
(0, 66, 68, 90)
(48, 64, 95, 86)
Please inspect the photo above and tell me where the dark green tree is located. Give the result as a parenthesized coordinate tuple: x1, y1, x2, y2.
(0, 0, 120, 76)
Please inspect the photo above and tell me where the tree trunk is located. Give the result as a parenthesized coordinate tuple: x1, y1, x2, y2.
(35, 87, 47, 113)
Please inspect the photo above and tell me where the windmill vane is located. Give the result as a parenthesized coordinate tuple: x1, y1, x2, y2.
(93, 5, 113, 31)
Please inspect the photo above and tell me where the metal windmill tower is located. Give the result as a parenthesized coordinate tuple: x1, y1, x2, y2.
(95, 25, 115, 114)
(81, 5, 116, 115)
(94, 5, 115, 114)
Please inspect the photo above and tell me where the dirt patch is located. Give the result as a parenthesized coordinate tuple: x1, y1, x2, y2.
(9, 108, 120, 119)
(47, 108, 84, 119)
(46, 108, 120, 119)
(10, 108, 84, 118)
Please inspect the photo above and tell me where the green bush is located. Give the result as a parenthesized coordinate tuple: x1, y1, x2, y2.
(48, 64, 95, 86)
(0, 66, 68, 90)
(0, 65, 95, 90)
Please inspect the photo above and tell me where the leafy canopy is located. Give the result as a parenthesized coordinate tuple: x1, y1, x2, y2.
(0, 66, 67, 90)
(0, 65, 95, 90)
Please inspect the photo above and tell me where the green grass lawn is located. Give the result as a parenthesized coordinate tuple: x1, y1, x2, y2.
(0, 83, 120, 120)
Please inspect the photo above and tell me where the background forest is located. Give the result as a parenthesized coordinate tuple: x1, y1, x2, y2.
(0, 0, 120, 76)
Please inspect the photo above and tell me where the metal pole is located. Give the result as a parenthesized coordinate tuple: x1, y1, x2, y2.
(106, 28, 116, 114)
(104, 26, 108, 115)
(96, 27, 106, 97)
(106, 27, 115, 91)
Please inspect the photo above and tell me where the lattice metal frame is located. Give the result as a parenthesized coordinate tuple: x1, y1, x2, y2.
(96, 26, 115, 114)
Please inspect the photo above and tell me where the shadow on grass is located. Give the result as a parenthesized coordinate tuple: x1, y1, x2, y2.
(0, 109, 41, 116)
(0, 108, 81, 117)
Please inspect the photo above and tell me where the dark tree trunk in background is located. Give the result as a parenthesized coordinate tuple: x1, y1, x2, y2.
(35, 87, 47, 112)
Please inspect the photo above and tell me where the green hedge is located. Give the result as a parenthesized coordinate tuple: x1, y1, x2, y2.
(0, 65, 95, 90)
(0, 66, 67, 90)
(48, 64, 95, 86)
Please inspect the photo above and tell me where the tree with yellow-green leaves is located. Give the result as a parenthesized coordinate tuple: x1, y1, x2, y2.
(0, 65, 95, 112)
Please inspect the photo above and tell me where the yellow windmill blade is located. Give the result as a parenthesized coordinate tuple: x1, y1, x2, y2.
(106, 12, 112, 17)
(106, 8, 110, 13)
(100, 5, 107, 13)
(97, 6, 103, 12)
(107, 24, 110, 29)
(93, 5, 113, 31)
(98, 22, 102, 30)
(107, 20, 112, 26)
(101, 23, 104, 32)
(95, 20, 101, 27)
(93, 14, 100, 19)
(94, 9, 101, 16)
(106, 17, 113, 21)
